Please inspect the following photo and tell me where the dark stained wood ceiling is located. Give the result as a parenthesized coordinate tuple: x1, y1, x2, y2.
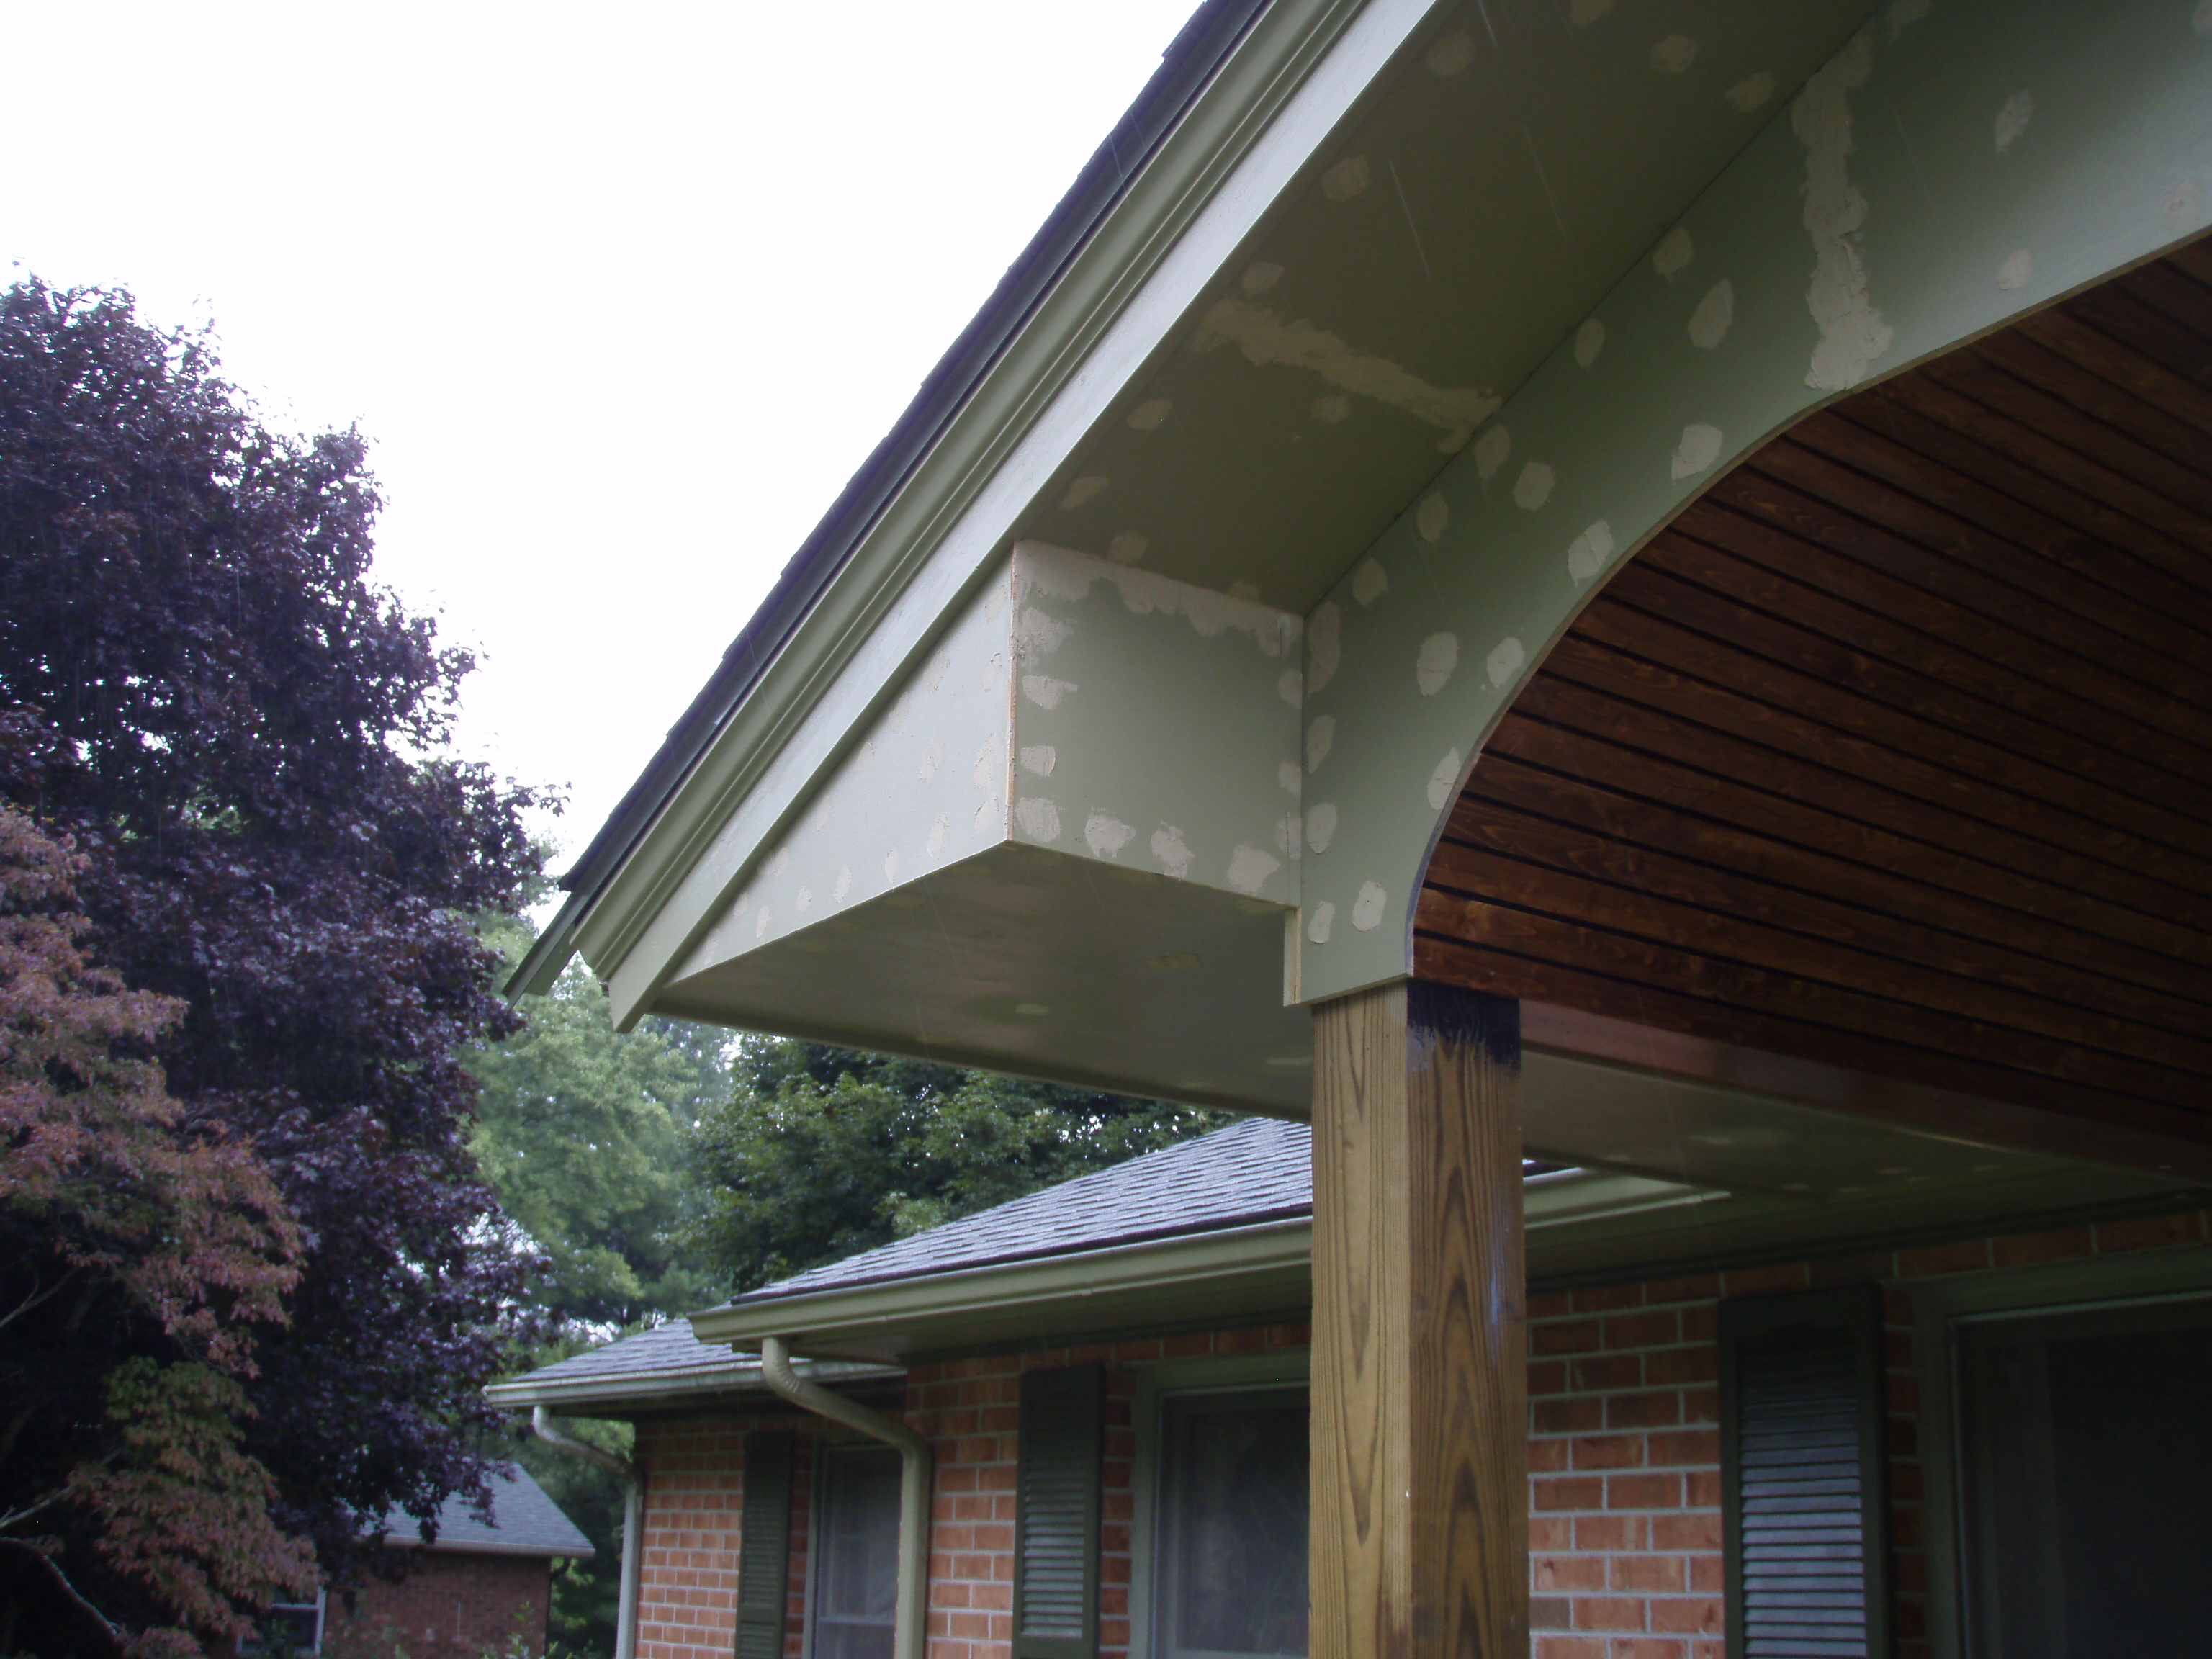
(1416, 242, 2212, 1148)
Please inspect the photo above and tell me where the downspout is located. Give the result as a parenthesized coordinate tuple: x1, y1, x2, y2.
(533, 1406, 643, 1659)
(759, 1336, 932, 1659)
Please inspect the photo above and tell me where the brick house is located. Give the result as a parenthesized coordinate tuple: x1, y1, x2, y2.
(258, 1465, 593, 1658)
(510, 1, 2212, 1655)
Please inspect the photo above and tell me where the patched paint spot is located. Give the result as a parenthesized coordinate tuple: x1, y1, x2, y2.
(1653, 225, 1695, 279)
(1085, 813, 1135, 859)
(1306, 716, 1336, 773)
(1107, 531, 1149, 565)
(922, 652, 949, 692)
(1241, 261, 1285, 295)
(1672, 422, 1724, 480)
(1306, 801, 1339, 854)
(1427, 749, 1462, 812)
(1475, 423, 1511, 479)
(1018, 744, 1056, 778)
(1060, 475, 1107, 510)
(1995, 89, 2034, 154)
(1275, 814, 1302, 858)
(1230, 580, 1262, 601)
(918, 736, 945, 783)
(974, 798, 1000, 835)
(1651, 34, 1699, 74)
(1416, 493, 1450, 544)
(1193, 299, 1501, 434)
(1689, 279, 1735, 348)
(756, 907, 770, 938)
(1022, 674, 1076, 709)
(1797, 33, 1894, 390)
(1352, 559, 1389, 606)
(1015, 797, 1061, 841)
(1279, 759, 1302, 795)
(1151, 825, 1194, 878)
(833, 865, 853, 903)
(1227, 844, 1281, 895)
(1514, 462, 1556, 511)
(1127, 398, 1172, 431)
(1887, 0, 1929, 41)
(795, 886, 813, 914)
(1416, 631, 1459, 696)
(1018, 606, 1074, 657)
(884, 849, 900, 883)
(971, 736, 1002, 791)
(1321, 155, 1371, 200)
(925, 815, 948, 857)
(1568, 521, 1617, 584)
(1306, 902, 1335, 945)
(855, 739, 876, 770)
(1486, 637, 1527, 688)
(1278, 668, 1303, 708)
(980, 652, 1004, 692)
(1015, 1002, 1050, 1017)
(1307, 603, 1344, 694)
(2166, 179, 2204, 227)
(1996, 248, 2033, 290)
(1426, 30, 1475, 75)
(887, 692, 912, 734)
(1312, 393, 1351, 423)
(1725, 71, 1776, 112)
(1573, 318, 1606, 368)
(1351, 881, 1388, 932)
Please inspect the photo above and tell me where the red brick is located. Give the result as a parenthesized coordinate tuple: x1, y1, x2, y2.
(1529, 1359, 1570, 1395)
(1534, 1637, 1608, 1659)
(1642, 1346, 1717, 1387)
(1612, 1640, 1689, 1659)
(1535, 1396, 1605, 1434)
(1647, 1428, 1720, 1467)
(2095, 1211, 2206, 1253)
(1571, 1282, 1647, 1313)
(1570, 1433, 1645, 1470)
(1535, 1318, 1607, 1356)
(1605, 1308, 1682, 1349)
(1642, 1274, 1720, 1305)
(1610, 1553, 1684, 1593)
(1606, 1472, 1682, 1509)
(1574, 1514, 1646, 1551)
(1533, 1554, 1608, 1593)
(1606, 1391, 1682, 1431)
(1992, 1226, 2093, 1268)
(1571, 1595, 1647, 1632)
(1897, 1239, 1992, 1278)
(1809, 1251, 1893, 1287)
(1534, 1474, 1606, 1511)
(1650, 1596, 1722, 1635)
(1719, 1262, 1811, 1297)
(1570, 1354, 1643, 1391)
(1527, 1291, 1575, 1319)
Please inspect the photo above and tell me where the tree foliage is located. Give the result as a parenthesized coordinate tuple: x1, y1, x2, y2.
(685, 1040, 1236, 1295)
(0, 278, 541, 1650)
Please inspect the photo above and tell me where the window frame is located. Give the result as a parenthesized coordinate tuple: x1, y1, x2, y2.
(1908, 1240, 2212, 1659)
(241, 1588, 325, 1656)
(803, 1434, 907, 1659)
(1127, 1349, 1310, 1659)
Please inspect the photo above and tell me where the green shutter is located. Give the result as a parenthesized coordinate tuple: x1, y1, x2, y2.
(1013, 1365, 1105, 1659)
(1719, 1285, 1890, 1659)
(737, 1431, 796, 1659)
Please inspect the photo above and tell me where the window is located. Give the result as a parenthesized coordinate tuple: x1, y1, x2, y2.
(811, 1442, 902, 1659)
(242, 1591, 324, 1655)
(1151, 1388, 1309, 1659)
(1954, 1294, 2212, 1658)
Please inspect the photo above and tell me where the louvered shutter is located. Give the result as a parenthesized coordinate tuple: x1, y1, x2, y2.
(737, 1431, 796, 1659)
(1014, 1365, 1105, 1659)
(1719, 1286, 1889, 1659)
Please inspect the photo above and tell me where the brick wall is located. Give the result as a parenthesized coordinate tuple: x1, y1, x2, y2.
(326, 1551, 552, 1658)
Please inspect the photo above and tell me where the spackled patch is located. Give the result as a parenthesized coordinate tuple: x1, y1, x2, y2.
(1416, 493, 1450, 544)
(833, 865, 853, 903)
(1230, 581, 1262, 601)
(1305, 802, 1339, 854)
(1416, 632, 1459, 696)
(1689, 279, 1734, 349)
(1995, 89, 2034, 154)
(1060, 475, 1107, 510)
(922, 652, 949, 692)
(1107, 531, 1149, 565)
(1352, 559, 1389, 606)
(1194, 299, 1501, 434)
(1887, 0, 1929, 40)
(1306, 901, 1336, 945)
(1127, 398, 1172, 431)
(1997, 248, 2033, 289)
(1321, 155, 1371, 200)
(1672, 422, 1724, 480)
(1085, 813, 1135, 859)
(1018, 744, 1056, 778)
(925, 816, 948, 858)
(1022, 674, 1076, 709)
(1351, 881, 1388, 932)
(1151, 825, 1194, 878)
(1279, 759, 1302, 795)
(795, 886, 813, 914)
(755, 907, 770, 939)
(1651, 34, 1699, 74)
(1567, 521, 1617, 584)
(1573, 319, 1606, 368)
(1726, 71, 1776, 112)
(1426, 30, 1475, 75)
(1241, 261, 1285, 295)
(971, 736, 1001, 791)
(1475, 440, 1524, 508)
(918, 738, 945, 784)
(1226, 844, 1280, 896)
(1486, 637, 1527, 688)
(1797, 32, 1893, 390)
(1312, 393, 1351, 423)
(884, 850, 900, 884)
(1306, 716, 1336, 774)
(1308, 603, 1344, 695)
(855, 738, 876, 769)
(1426, 749, 1462, 812)
(1278, 668, 1303, 707)
(1653, 225, 1695, 279)
(1513, 462, 1556, 511)
(2167, 179, 2205, 226)
(1014, 797, 1061, 841)
(1275, 814, 1302, 858)
(767, 848, 791, 878)
(1018, 606, 1074, 657)
(980, 652, 1004, 692)
(974, 798, 999, 835)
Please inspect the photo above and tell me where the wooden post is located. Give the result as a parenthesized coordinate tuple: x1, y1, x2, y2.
(1311, 979, 1527, 1659)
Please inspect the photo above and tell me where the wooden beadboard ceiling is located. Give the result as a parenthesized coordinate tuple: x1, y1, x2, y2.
(1417, 244, 2212, 1148)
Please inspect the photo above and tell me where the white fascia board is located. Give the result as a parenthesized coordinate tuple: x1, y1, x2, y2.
(585, 0, 1443, 1026)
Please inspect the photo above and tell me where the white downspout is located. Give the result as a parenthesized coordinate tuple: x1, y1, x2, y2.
(758, 1336, 932, 1659)
(533, 1406, 643, 1659)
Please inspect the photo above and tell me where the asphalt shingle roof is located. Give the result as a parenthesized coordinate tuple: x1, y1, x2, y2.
(731, 1115, 1312, 1306)
(387, 1463, 593, 1558)
(512, 1318, 742, 1390)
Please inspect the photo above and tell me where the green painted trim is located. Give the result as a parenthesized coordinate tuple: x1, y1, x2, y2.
(570, 0, 1444, 1026)
(484, 1358, 897, 1414)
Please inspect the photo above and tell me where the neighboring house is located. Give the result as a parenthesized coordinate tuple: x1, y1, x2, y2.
(257, 1465, 593, 1658)
(511, 1, 2212, 1655)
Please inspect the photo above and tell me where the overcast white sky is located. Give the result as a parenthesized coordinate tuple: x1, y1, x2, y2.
(4, 0, 1198, 871)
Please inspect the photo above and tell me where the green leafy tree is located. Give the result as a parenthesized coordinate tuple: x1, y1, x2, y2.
(685, 1040, 1237, 1294)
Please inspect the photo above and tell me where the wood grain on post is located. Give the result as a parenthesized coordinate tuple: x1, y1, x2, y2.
(1310, 979, 1527, 1659)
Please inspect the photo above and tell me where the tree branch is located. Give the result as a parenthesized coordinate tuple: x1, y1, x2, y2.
(0, 1537, 122, 1640)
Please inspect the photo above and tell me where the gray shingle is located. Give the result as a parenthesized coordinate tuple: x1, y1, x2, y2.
(386, 1463, 593, 1558)
(511, 1318, 738, 1389)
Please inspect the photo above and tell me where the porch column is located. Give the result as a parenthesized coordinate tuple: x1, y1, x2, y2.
(1311, 980, 1527, 1659)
